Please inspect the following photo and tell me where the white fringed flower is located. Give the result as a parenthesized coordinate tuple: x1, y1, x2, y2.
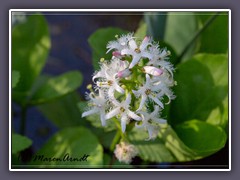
(136, 106, 167, 140)
(105, 93, 141, 132)
(107, 33, 134, 54)
(114, 141, 138, 164)
(132, 74, 164, 111)
(82, 90, 107, 126)
(121, 37, 153, 69)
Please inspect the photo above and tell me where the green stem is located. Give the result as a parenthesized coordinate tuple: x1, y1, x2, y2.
(20, 106, 27, 135)
(176, 12, 220, 64)
(110, 130, 121, 152)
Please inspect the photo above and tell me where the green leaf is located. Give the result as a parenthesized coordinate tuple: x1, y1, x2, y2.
(158, 126, 199, 162)
(197, 12, 228, 53)
(128, 128, 176, 163)
(169, 54, 228, 126)
(12, 70, 20, 88)
(134, 21, 147, 40)
(128, 126, 198, 163)
(164, 12, 198, 60)
(144, 12, 167, 41)
(12, 134, 32, 154)
(12, 14, 50, 101)
(31, 127, 103, 168)
(29, 71, 82, 105)
(174, 120, 227, 156)
(88, 27, 127, 70)
(37, 92, 85, 128)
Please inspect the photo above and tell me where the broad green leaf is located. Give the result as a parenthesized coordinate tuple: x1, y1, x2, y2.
(144, 12, 167, 41)
(128, 128, 176, 163)
(12, 14, 50, 101)
(206, 96, 228, 130)
(169, 54, 228, 126)
(37, 92, 85, 128)
(31, 127, 103, 168)
(197, 12, 228, 53)
(29, 71, 82, 105)
(128, 126, 199, 163)
(174, 120, 227, 156)
(12, 134, 32, 154)
(158, 126, 199, 162)
(12, 70, 20, 88)
(164, 12, 198, 60)
(88, 27, 127, 70)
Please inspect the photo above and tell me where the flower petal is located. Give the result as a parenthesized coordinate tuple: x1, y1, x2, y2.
(121, 115, 128, 132)
(146, 125, 159, 140)
(141, 51, 152, 60)
(114, 83, 125, 94)
(129, 55, 140, 69)
(149, 95, 164, 108)
(153, 117, 167, 124)
(105, 107, 120, 119)
(140, 36, 150, 50)
(151, 105, 160, 117)
(82, 108, 98, 117)
(137, 94, 147, 111)
(129, 39, 138, 50)
(128, 110, 141, 121)
(100, 110, 106, 126)
(125, 93, 132, 106)
(121, 48, 132, 55)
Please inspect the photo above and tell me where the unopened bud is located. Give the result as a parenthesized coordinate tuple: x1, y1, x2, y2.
(143, 66, 163, 76)
(117, 69, 131, 78)
(87, 84, 92, 90)
(112, 51, 122, 58)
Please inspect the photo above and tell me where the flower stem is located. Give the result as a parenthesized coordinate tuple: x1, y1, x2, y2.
(176, 12, 220, 64)
(110, 130, 121, 152)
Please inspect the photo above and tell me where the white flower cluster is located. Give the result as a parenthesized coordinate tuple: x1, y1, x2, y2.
(82, 33, 175, 140)
(114, 141, 138, 164)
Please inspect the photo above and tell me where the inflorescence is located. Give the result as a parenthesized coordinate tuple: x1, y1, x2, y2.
(82, 33, 176, 141)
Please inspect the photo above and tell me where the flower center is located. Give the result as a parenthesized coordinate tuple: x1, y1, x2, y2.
(120, 107, 125, 113)
(145, 89, 151, 95)
(134, 48, 141, 53)
(107, 80, 113, 85)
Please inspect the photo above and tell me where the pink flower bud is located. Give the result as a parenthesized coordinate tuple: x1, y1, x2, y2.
(117, 69, 131, 78)
(143, 66, 163, 76)
(143, 36, 150, 42)
(112, 51, 122, 58)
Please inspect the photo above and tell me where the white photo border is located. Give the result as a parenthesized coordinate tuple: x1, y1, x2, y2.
(9, 9, 231, 172)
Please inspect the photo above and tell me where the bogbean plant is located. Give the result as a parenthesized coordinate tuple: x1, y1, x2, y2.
(12, 12, 229, 168)
(82, 34, 176, 163)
